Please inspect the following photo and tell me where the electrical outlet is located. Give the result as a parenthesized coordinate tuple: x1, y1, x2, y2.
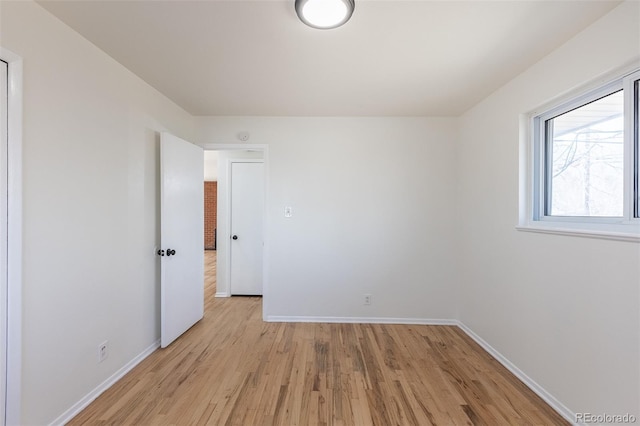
(98, 341, 108, 363)
(364, 294, 372, 305)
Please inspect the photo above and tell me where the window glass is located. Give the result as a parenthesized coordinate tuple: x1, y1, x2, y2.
(545, 90, 624, 217)
(635, 79, 640, 218)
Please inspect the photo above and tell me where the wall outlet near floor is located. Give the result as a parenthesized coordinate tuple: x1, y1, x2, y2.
(98, 341, 108, 363)
(364, 294, 372, 305)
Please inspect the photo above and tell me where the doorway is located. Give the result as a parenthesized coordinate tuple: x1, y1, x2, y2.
(202, 146, 267, 303)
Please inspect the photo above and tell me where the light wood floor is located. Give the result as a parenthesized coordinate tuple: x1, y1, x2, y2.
(69, 251, 568, 425)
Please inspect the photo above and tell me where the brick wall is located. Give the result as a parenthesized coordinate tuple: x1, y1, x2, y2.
(204, 181, 217, 250)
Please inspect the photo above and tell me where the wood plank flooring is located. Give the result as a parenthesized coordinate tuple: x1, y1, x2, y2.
(69, 251, 568, 425)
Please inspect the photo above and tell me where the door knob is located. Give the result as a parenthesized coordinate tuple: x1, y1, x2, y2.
(232, 235, 238, 240)
(167, 249, 176, 256)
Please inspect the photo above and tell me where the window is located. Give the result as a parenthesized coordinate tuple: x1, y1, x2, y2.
(521, 68, 640, 241)
(544, 88, 624, 217)
(634, 77, 640, 217)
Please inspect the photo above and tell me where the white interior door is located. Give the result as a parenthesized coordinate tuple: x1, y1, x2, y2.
(230, 161, 264, 295)
(160, 132, 204, 348)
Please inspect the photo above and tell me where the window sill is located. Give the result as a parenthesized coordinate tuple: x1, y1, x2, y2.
(516, 223, 640, 243)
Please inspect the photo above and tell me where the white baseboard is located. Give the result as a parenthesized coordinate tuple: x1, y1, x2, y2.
(49, 340, 160, 426)
(266, 315, 457, 326)
(455, 322, 576, 425)
(214, 292, 229, 298)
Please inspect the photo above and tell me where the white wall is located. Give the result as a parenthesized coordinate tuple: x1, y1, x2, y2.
(457, 1, 640, 419)
(203, 150, 219, 181)
(0, 1, 195, 424)
(196, 117, 459, 321)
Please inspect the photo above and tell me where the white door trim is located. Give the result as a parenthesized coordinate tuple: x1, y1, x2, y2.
(0, 47, 23, 426)
(200, 143, 269, 320)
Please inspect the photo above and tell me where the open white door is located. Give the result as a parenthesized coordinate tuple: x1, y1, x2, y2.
(160, 132, 204, 348)
(230, 161, 264, 295)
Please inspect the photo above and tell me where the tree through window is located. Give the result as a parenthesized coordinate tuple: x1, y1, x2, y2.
(545, 90, 624, 217)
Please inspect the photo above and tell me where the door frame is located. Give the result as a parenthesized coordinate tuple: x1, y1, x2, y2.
(227, 159, 264, 296)
(0, 47, 23, 426)
(201, 144, 268, 318)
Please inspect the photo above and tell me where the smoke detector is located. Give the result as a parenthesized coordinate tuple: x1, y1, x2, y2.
(237, 131, 250, 142)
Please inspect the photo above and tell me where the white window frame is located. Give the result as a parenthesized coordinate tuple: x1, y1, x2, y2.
(518, 65, 640, 242)
(0, 47, 22, 426)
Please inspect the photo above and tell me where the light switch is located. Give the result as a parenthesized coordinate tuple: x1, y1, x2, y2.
(284, 206, 293, 218)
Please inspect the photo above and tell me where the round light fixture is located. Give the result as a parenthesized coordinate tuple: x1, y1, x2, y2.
(295, 0, 355, 30)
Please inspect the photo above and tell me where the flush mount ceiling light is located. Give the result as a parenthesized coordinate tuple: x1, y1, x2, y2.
(295, 0, 355, 30)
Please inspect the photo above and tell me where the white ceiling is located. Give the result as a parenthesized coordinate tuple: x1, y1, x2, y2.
(37, 0, 621, 116)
